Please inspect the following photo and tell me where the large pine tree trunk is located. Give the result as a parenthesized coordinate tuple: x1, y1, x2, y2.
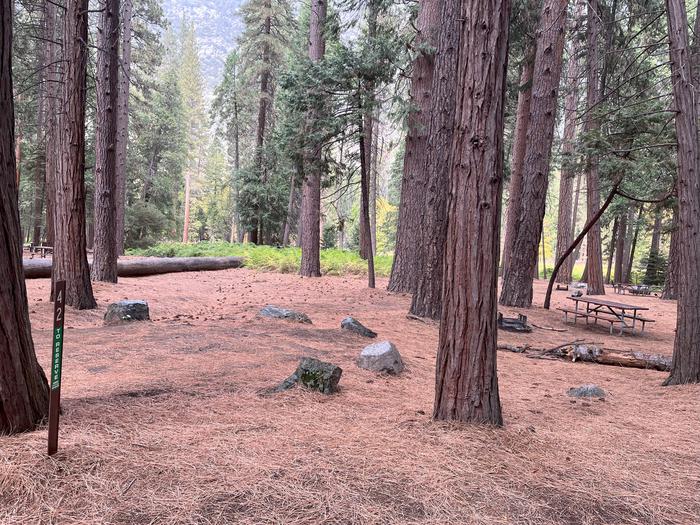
(388, 0, 439, 293)
(583, 0, 605, 295)
(115, 0, 133, 255)
(0, 0, 50, 433)
(408, 0, 460, 319)
(43, 0, 59, 246)
(299, 0, 326, 277)
(662, 208, 678, 300)
(92, 0, 120, 283)
(31, 2, 48, 246)
(500, 45, 535, 277)
(555, 24, 583, 284)
(664, 0, 700, 384)
(499, 0, 569, 308)
(434, 0, 510, 425)
(53, 0, 96, 309)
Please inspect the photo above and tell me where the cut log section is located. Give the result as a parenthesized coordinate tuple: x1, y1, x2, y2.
(23, 257, 245, 279)
(498, 342, 671, 372)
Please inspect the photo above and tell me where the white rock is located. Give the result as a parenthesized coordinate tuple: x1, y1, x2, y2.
(357, 341, 404, 375)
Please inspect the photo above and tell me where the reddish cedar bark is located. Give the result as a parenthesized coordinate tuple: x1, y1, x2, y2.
(52, 0, 97, 309)
(0, 0, 50, 433)
(389, 0, 440, 293)
(664, 0, 700, 384)
(433, 0, 511, 425)
(584, 0, 605, 295)
(499, 0, 569, 307)
(43, 0, 59, 245)
(500, 45, 535, 277)
(299, 0, 326, 277)
(409, 0, 460, 319)
(115, 0, 133, 255)
(92, 0, 120, 282)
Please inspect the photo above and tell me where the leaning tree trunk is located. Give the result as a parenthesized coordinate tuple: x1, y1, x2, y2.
(434, 0, 510, 425)
(499, 0, 569, 308)
(388, 0, 440, 293)
(409, 0, 460, 319)
(664, 0, 700, 385)
(92, 0, 120, 283)
(584, 0, 605, 295)
(662, 208, 678, 300)
(500, 44, 535, 277)
(299, 0, 326, 277)
(0, 0, 50, 433)
(115, 0, 132, 255)
(53, 0, 96, 309)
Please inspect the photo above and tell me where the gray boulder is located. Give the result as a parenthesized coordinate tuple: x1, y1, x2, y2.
(104, 300, 150, 326)
(567, 384, 606, 398)
(275, 357, 342, 394)
(259, 305, 312, 324)
(357, 341, 404, 375)
(341, 317, 377, 338)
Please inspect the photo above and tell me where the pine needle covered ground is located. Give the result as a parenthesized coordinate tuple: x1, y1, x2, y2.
(1, 270, 698, 524)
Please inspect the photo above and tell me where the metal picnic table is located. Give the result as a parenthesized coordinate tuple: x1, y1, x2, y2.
(559, 296, 654, 335)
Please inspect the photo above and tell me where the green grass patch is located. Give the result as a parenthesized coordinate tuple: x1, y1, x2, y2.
(128, 242, 393, 277)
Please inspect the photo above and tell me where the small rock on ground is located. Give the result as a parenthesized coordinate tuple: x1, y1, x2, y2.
(341, 317, 377, 338)
(104, 300, 150, 326)
(357, 341, 404, 375)
(567, 384, 606, 398)
(259, 305, 312, 324)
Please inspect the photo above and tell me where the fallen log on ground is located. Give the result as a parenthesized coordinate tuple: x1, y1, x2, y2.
(498, 342, 671, 372)
(23, 256, 245, 279)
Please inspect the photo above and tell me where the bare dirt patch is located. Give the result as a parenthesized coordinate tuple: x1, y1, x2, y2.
(1, 271, 698, 524)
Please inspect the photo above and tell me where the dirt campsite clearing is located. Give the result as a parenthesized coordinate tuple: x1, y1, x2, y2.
(1, 270, 698, 525)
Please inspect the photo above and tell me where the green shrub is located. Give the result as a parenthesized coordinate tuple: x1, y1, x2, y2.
(127, 242, 393, 278)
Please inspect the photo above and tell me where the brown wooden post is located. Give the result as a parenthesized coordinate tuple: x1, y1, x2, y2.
(48, 280, 66, 456)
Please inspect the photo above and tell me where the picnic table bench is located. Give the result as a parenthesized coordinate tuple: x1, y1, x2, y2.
(558, 296, 655, 335)
(613, 283, 651, 295)
(32, 245, 53, 258)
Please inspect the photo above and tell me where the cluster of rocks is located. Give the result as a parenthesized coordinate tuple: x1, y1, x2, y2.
(260, 308, 405, 395)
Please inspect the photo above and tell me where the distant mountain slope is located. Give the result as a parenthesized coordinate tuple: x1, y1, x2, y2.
(162, 0, 245, 90)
